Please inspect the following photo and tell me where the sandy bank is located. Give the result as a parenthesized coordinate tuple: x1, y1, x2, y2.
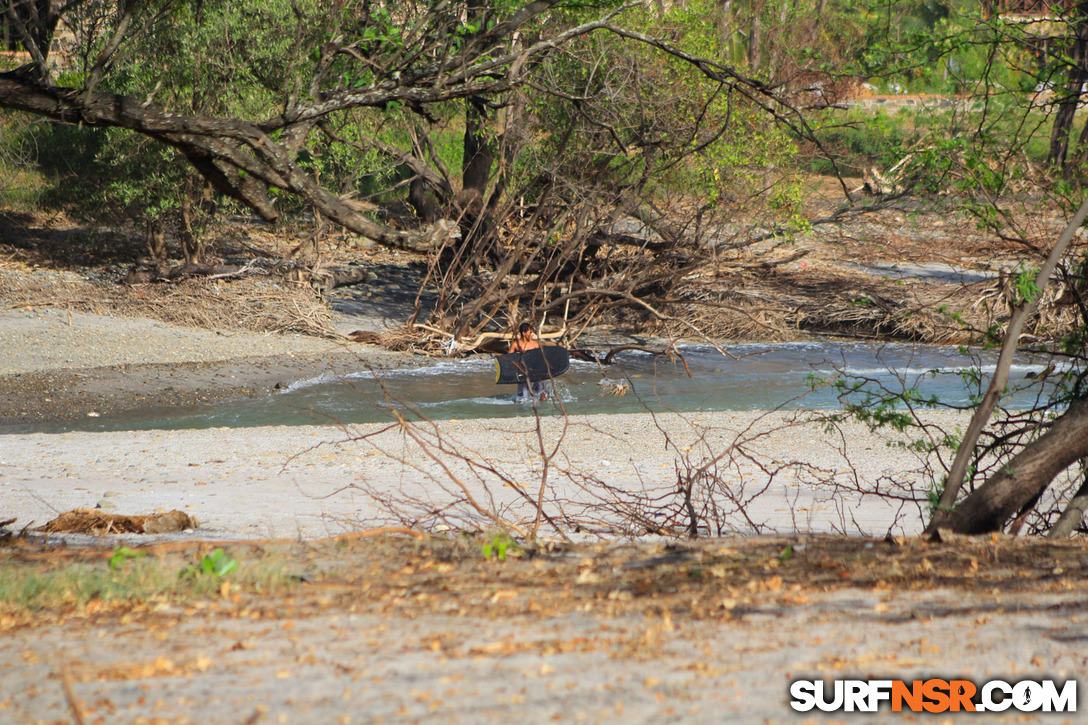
(0, 308, 422, 426)
(1, 409, 964, 541)
(0, 307, 968, 540)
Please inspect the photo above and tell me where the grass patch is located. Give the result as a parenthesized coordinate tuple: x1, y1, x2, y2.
(804, 100, 1064, 178)
(0, 164, 46, 211)
(5, 534, 1088, 633)
(0, 546, 296, 616)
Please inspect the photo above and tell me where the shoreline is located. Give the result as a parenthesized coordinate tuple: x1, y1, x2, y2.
(0, 349, 421, 427)
(0, 307, 425, 426)
(0, 306, 967, 542)
(4, 296, 1083, 725)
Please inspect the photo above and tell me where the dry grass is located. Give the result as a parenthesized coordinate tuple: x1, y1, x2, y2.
(1, 269, 339, 338)
(4, 532, 1088, 629)
(0, 210, 344, 338)
(662, 264, 989, 344)
(1, 196, 1082, 347)
(378, 325, 424, 351)
(0, 541, 294, 622)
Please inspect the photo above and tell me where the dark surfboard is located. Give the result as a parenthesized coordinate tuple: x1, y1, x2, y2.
(495, 347, 571, 384)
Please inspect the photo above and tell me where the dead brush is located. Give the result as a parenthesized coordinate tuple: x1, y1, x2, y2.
(377, 326, 424, 352)
(3, 270, 339, 338)
(36, 509, 198, 536)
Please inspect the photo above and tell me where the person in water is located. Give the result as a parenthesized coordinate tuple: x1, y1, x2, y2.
(509, 322, 547, 402)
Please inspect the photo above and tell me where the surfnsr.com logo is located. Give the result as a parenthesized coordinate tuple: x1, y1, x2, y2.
(790, 678, 1077, 713)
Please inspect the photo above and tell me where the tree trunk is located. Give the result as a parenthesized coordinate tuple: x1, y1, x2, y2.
(929, 193, 1088, 526)
(1048, 2, 1088, 170)
(462, 97, 493, 199)
(748, 10, 762, 75)
(179, 177, 203, 264)
(942, 396, 1088, 534)
(3, 0, 59, 67)
(408, 177, 440, 223)
(124, 260, 245, 284)
(1068, 109, 1088, 172)
(1047, 459, 1088, 538)
(462, 0, 493, 200)
(716, 1, 733, 60)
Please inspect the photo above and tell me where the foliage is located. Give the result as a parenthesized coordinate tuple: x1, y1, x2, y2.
(806, 109, 913, 176)
(481, 532, 521, 562)
(180, 548, 238, 579)
(6, 0, 1088, 536)
(1011, 264, 1043, 306)
(830, 318, 1088, 534)
(4, 0, 864, 262)
(108, 545, 145, 570)
(0, 111, 45, 210)
(0, 0, 1076, 233)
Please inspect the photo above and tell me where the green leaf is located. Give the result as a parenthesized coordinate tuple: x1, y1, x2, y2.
(108, 545, 144, 570)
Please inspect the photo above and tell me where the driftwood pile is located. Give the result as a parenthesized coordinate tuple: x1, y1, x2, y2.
(36, 509, 197, 535)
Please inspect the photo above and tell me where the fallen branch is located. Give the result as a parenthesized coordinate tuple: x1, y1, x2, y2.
(412, 323, 566, 354)
(59, 665, 87, 725)
(600, 344, 692, 376)
(583, 288, 739, 359)
(123, 261, 250, 284)
(329, 526, 429, 542)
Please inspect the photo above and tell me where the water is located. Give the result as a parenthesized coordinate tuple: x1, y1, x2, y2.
(6, 342, 1063, 434)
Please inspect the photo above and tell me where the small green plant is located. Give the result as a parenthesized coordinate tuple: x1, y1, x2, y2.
(778, 545, 795, 562)
(180, 548, 238, 579)
(926, 483, 942, 513)
(481, 533, 521, 562)
(0, 547, 297, 615)
(108, 545, 145, 570)
(1012, 265, 1042, 306)
(926, 481, 956, 514)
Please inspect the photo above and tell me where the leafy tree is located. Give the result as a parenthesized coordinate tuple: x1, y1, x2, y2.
(2, 1, 592, 251)
(1, 0, 837, 336)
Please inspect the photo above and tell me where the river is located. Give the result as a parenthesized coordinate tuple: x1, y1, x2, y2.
(8, 341, 1063, 434)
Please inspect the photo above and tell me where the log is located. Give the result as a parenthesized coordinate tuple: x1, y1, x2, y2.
(123, 261, 245, 284)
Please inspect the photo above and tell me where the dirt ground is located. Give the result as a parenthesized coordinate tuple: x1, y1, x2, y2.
(2, 532, 1086, 724)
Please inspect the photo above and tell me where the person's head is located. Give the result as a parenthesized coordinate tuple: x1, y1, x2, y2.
(518, 322, 532, 338)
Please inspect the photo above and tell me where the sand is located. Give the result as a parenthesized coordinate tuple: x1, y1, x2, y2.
(2, 410, 952, 541)
(2, 309, 1085, 724)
